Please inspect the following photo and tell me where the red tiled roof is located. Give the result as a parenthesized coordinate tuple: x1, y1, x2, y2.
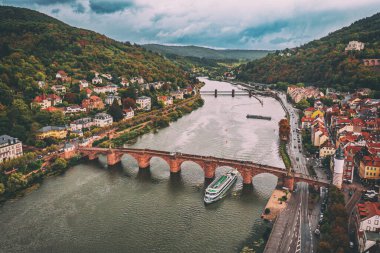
(357, 202, 380, 220)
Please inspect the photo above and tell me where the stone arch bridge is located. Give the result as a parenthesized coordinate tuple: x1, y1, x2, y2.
(72, 147, 330, 191)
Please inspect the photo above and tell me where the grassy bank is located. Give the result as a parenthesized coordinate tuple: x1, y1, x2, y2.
(279, 141, 291, 170)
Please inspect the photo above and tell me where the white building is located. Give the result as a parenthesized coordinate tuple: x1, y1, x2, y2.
(345, 41, 365, 51)
(79, 80, 89, 89)
(51, 85, 66, 94)
(64, 105, 86, 114)
(93, 85, 118, 94)
(332, 145, 344, 189)
(136, 96, 151, 111)
(92, 76, 103, 85)
(170, 91, 184, 100)
(0, 135, 23, 163)
(94, 113, 113, 127)
(123, 107, 134, 120)
(105, 94, 121, 105)
(130, 77, 144, 85)
(70, 117, 95, 131)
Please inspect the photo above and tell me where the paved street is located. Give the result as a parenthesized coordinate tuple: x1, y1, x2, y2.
(265, 92, 320, 253)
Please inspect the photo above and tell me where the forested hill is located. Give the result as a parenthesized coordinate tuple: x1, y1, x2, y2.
(237, 12, 380, 91)
(0, 6, 190, 103)
(143, 44, 271, 60)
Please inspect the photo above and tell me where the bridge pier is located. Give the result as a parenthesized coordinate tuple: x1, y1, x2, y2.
(282, 176, 294, 191)
(242, 171, 253, 185)
(107, 151, 121, 166)
(214, 89, 217, 97)
(169, 159, 181, 174)
(249, 90, 252, 98)
(232, 89, 235, 97)
(88, 153, 98, 161)
(204, 164, 216, 180)
(137, 155, 151, 169)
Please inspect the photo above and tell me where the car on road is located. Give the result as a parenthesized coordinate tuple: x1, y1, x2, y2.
(314, 228, 320, 236)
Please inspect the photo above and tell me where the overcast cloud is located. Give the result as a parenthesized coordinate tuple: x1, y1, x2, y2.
(5, 0, 380, 49)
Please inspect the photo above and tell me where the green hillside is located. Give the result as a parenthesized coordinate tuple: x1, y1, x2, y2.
(143, 44, 271, 60)
(0, 6, 192, 143)
(0, 6, 190, 102)
(238, 12, 380, 91)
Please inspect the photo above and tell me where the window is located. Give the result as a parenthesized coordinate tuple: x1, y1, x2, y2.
(367, 226, 371, 230)
(375, 220, 379, 225)
(369, 220, 371, 224)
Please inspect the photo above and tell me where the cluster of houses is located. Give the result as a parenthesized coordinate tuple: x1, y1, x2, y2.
(29, 70, 195, 142)
(298, 88, 380, 185)
(287, 86, 324, 103)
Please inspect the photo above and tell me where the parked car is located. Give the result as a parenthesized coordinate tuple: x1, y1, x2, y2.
(314, 229, 320, 236)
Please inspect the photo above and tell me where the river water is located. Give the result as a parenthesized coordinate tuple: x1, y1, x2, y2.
(0, 78, 286, 253)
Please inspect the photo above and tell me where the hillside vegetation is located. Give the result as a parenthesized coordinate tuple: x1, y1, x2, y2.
(238, 12, 380, 91)
(143, 44, 271, 60)
(0, 6, 192, 143)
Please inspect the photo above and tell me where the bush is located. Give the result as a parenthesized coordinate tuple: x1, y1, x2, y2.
(264, 208, 271, 214)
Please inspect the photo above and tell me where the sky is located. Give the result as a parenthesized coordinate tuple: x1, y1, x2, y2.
(4, 0, 380, 50)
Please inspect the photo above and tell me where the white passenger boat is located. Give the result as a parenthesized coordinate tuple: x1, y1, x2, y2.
(204, 169, 238, 204)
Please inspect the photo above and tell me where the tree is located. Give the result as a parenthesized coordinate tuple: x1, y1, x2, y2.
(108, 100, 123, 122)
(7, 172, 27, 192)
(122, 97, 136, 109)
(50, 111, 65, 125)
(296, 99, 310, 110)
(52, 158, 67, 171)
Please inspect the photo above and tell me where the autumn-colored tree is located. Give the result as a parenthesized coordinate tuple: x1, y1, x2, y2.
(279, 119, 290, 142)
(122, 98, 136, 109)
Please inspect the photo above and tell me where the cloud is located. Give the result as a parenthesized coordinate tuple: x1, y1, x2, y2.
(5, 0, 380, 49)
(89, 0, 135, 14)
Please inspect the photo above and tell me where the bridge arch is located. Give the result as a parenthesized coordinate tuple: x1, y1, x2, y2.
(179, 161, 205, 184)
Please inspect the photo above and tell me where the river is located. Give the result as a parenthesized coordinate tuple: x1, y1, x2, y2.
(0, 78, 286, 253)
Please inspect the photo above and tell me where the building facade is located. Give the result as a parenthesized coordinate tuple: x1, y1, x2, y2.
(0, 135, 23, 163)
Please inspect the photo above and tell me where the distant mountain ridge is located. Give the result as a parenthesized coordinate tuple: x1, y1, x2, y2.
(143, 44, 272, 60)
(238, 12, 380, 91)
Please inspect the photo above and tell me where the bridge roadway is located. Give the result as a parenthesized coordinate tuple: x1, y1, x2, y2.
(75, 147, 329, 189)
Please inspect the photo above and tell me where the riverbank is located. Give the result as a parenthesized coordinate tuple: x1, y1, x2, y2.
(0, 94, 204, 203)
(261, 189, 291, 221)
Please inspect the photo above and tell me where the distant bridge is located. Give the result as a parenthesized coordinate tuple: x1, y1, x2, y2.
(68, 147, 330, 190)
(200, 89, 263, 106)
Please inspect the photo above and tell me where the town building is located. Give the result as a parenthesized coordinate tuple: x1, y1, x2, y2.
(0, 135, 23, 163)
(136, 96, 151, 111)
(55, 70, 70, 82)
(101, 73, 113, 80)
(51, 85, 67, 94)
(345, 41, 365, 51)
(79, 80, 89, 90)
(123, 107, 134, 120)
(92, 73, 103, 85)
(363, 59, 380, 66)
(359, 156, 380, 180)
(130, 77, 144, 85)
(157, 95, 173, 106)
(94, 113, 113, 127)
(301, 116, 313, 129)
(355, 202, 380, 252)
(36, 126, 67, 140)
(105, 94, 121, 105)
(170, 91, 184, 100)
(93, 85, 118, 94)
(319, 142, 336, 158)
(64, 105, 86, 114)
(70, 117, 95, 131)
(82, 96, 105, 111)
(31, 94, 62, 109)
